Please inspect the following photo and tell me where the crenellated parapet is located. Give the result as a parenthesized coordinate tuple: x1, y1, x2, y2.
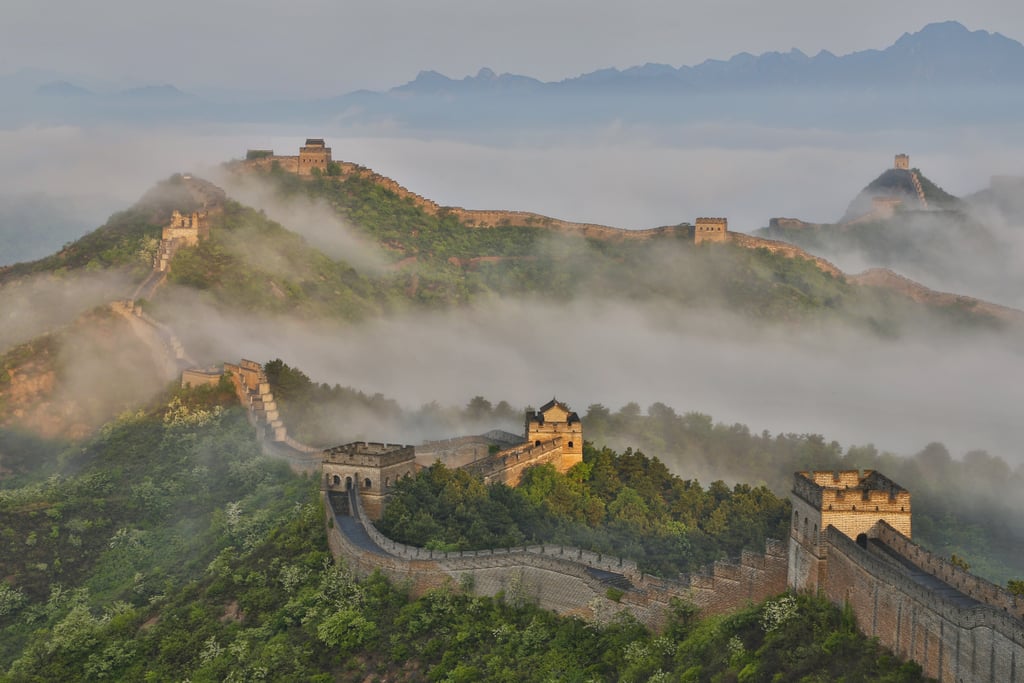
(461, 437, 564, 486)
(325, 487, 788, 631)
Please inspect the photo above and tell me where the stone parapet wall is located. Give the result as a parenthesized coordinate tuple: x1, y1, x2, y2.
(822, 526, 1024, 683)
(326, 488, 788, 631)
(461, 438, 564, 486)
(872, 521, 1023, 620)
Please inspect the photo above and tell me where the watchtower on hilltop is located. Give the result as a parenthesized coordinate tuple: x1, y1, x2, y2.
(322, 442, 416, 520)
(788, 470, 910, 592)
(694, 217, 728, 244)
(162, 209, 210, 247)
(298, 138, 332, 175)
(525, 399, 582, 472)
(895, 154, 910, 170)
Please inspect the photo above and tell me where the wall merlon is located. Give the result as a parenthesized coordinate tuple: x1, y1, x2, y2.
(873, 521, 1024, 620)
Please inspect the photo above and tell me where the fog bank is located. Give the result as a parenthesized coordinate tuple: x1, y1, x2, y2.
(156, 291, 1024, 464)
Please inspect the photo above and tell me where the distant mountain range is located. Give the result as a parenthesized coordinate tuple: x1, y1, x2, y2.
(3, 21, 1023, 129)
(394, 21, 1024, 94)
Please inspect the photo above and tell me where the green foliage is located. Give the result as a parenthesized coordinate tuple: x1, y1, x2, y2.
(0, 405, 925, 681)
(0, 390, 305, 671)
(584, 402, 1024, 584)
(380, 445, 790, 577)
(606, 587, 625, 602)
(164, 200, 388, 319)
(1008, 579, 1024, 597)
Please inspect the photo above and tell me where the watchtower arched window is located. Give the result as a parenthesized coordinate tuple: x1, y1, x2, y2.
(364, 478, 372, 489)
(332, 474, 341, 486)
(568, 441, 574, 448)
(535, 440, 541, 447)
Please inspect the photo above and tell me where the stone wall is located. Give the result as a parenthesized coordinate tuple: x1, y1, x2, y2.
(325, 488, 789, 631)
(460, 438, 565, 486)
(821, 526, 1024, 683)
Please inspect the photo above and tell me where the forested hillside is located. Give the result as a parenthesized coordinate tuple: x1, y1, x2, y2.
(264, 360, 1024, 588)
(0, 384, 927, 681)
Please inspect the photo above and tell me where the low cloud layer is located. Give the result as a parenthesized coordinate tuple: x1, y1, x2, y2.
(2, 122, 1023, 468)
(0, 271, 131, 351)
(216, 172, 390, 274)
(155, 289, 1024, 465)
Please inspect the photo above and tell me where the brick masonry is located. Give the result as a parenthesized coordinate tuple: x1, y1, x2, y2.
(792, 470, 1024, 682)
(325, 488, 788, 631)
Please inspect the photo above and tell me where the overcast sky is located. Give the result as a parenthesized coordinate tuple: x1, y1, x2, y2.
(3, 1, 1022, 96)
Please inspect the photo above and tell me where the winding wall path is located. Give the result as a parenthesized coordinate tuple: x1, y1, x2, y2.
(325, 487, 788, 630)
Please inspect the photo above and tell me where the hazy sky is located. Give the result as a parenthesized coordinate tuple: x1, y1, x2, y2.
(3, 1, 1022, 95)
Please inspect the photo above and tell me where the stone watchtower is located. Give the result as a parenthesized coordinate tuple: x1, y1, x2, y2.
(525, 399, 583, 472)
(694, 217, 728, 244)
(788, 470, 911, 593)
(894, 154, 910, 170)
(298, 138, 332, 175)
(322, 442, 416, 520)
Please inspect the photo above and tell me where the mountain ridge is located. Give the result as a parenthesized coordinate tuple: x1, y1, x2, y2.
(9, 20, 1024, 130)
(394, 21, 1024, 95)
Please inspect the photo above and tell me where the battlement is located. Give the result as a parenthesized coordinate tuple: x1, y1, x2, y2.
(895, 153, 910, 170)
(694, 217, 728, 244)
(793, 470, 909, 509)
(323, 441, 416, 467)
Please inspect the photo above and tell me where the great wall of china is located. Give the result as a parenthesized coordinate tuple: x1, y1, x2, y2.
(205, 343, 1023, 682)
(102, 142, 1023, 681)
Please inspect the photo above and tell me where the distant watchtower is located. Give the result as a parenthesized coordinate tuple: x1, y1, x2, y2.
(322, 442, 416, 520)
(694, 217, 728, 244)
(298, 138, 332, 175)
(894, 154, 910, 170)
(788, 470, 911, 593)
(525, 399, 583, 472)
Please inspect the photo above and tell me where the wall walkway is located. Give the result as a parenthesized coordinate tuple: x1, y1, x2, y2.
(821, 523, 1024, 683)
(325, 487, 787, 631)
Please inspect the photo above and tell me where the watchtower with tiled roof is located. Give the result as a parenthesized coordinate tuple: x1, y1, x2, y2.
(525, 398, 582, 472)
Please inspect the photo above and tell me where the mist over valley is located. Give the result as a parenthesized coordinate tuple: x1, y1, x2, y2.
(3, 8, 1024, 679)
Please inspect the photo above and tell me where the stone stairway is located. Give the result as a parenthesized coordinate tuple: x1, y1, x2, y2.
(910, 171, 928, 208)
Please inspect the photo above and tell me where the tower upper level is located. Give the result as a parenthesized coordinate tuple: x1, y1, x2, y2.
(793, 470, 911, 542)
(894, 154, 910, 170)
